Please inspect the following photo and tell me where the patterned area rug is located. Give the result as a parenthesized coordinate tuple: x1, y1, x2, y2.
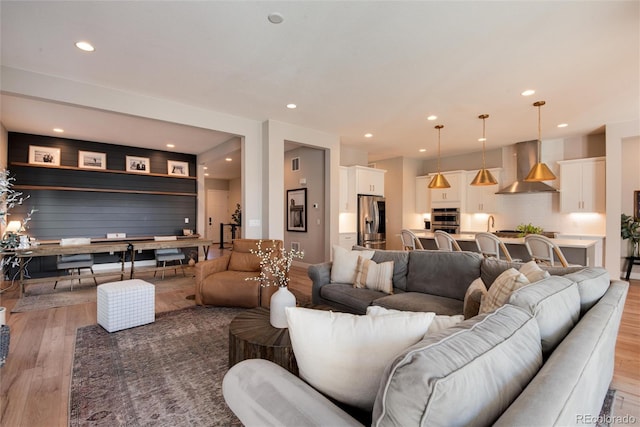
(11, 270, 195, 313)
(70, 306, 243, 426)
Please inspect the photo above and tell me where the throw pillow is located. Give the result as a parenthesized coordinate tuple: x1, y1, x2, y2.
(366, 306, 463, 334)
(463, 277, 488, 319)
(354, 257, 394, 294)
(285, 307, 435, 411)
(330, 245, 375, 284)
(519, 260, 551, 283)
(479, 268, 530, 314)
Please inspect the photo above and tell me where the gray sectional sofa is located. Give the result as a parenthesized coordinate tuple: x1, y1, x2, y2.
(223, 249, 629, 426)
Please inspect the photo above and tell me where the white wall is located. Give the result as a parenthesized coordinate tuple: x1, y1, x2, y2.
(621, 136, 640, 279)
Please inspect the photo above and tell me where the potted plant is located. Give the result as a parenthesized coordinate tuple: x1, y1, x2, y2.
(515, 223, 544, 238)
(621, 213, 640, 257)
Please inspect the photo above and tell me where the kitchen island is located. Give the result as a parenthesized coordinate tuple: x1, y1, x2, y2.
(413, 231, 600, 267)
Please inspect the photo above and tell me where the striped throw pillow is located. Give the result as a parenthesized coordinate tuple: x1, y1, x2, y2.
(354, 257, 394, 294)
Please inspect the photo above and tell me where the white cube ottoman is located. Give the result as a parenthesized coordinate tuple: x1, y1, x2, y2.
(97, 279, 155, 332)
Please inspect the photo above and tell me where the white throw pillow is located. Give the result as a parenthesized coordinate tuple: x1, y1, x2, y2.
(330, 245, 375, 284)
(286, 307, 435, 411)
(519, 260, 551, 283)
(354, 257, 394, 294)
(366, 306, 463, 335)
(479, 268, 530, 314)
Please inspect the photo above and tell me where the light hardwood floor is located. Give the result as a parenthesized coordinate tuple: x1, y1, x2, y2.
(0, 263, 638, 426)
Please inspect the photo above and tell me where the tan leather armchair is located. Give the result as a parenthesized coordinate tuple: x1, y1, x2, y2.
(195, 239, 283, 308)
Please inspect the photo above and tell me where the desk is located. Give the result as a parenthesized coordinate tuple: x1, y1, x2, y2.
(14, 237, 213, 297)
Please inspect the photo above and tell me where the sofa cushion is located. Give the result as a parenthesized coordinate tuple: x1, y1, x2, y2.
(508, 276, 580, 358)
(371, 250, 409, 291)
(519, 260, 551, 283)
(228, 239, 278, 272)
(285, 307, 435, 412)
(372, 292, 463, 315)
(481, 258, 583, 288)
(198, 270, 261, 307)
(372, 305, 542, 427)
(366, 306, 464, 335)
(321, 283, 385, 314)
(330, 245, 375, 284)
(406, 250, 483, 300)
(479, 268, 530, 314)
(354, 258, 394, 294)
(562, 267, 610, 315)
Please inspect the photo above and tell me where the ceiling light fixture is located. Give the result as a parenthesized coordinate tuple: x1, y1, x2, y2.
(268, 13, 284, 24)
(524, 101, 557, 182)
(470, 114, 498, 186)
(427, 115, 437, 121)
(53, 128, 64, 133)
(364, 133, 373, 138)
(557, 123, 568, 128)
(428, 125, 450, 189)
(225, 158, 232, 162)
(419, 148, 426, 153)
(75, 41, 95, 52)
(521, 89, 535, 96)
(166, 143, 175, 148)
(286, 103, 297, 109)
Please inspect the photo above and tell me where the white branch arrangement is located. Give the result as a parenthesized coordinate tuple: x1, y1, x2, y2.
(246, 240, 304, 288)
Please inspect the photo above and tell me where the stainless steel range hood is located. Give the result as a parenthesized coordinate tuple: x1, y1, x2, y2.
(496, 140, 558, 194)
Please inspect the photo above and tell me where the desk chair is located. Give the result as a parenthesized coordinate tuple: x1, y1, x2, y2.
(524, 234, 571, 267)
(400, 229, 424, 251)
(55, 237, 97, 290)
(154, 236, 186, 279)
(475, 232, 514, 262)
(434, 230, 462, 252)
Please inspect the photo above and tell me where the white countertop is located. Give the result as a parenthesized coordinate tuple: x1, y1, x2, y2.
(412, 231, 598, 249)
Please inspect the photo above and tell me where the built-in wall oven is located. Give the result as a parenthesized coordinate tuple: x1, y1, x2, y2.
(431, 208, 460, 234)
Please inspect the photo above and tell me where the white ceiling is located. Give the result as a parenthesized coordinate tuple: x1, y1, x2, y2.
(1, 1, 638, 179)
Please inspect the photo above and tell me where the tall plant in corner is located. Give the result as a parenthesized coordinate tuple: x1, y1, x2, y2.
(621, 213, 640, 257)
(1, 169, 36, 269)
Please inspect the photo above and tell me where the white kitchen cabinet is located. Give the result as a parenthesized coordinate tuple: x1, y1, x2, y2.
(465, 168, 501, 213)
(338, 232, 357, 250)
(354, 166, 385, 196)
(415, 175, 431, 214)
(558, 157, 605, 213)
(429, 171, 465, 209)
(339, 166, 354, 212)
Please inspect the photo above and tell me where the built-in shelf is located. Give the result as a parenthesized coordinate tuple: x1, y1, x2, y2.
(14, 185, 196, 197)
(10, 162, 197, 180)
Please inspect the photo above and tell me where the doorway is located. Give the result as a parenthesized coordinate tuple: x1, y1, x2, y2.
(206, 189, 230, 245)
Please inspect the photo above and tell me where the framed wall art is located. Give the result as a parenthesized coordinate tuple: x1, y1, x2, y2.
(167, 160, 189, 176)
(126, 156, 150, 173)
(287, 188, 307, 232)
(29, 145, 61, 166)
(78, 151, 106, 170)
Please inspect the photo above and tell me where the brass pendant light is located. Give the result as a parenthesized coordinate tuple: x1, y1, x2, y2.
(470, 114, 498, 186)
(428, 124, 451, 189)
(524, 101, 557, 182)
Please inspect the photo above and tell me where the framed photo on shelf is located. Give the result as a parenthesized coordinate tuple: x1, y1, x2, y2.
(28, 145, 61, 166)
(78, 151, 106, 170)
(287, 188, 307, 232)
(126, 156, 150, 173)
(167, 160, 189, 176)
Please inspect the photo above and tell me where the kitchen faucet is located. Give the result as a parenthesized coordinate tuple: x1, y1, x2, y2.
(487, 215, 495, 232)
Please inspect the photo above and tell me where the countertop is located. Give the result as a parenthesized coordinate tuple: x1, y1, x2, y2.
(412, 231, 598, 249)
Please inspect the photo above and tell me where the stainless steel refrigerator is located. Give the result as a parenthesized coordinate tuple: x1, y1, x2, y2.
(357, 194, 386, 249)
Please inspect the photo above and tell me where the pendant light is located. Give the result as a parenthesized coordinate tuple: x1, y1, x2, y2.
(428, 125, 451, 189)
(470, 114, 498, 186)
(524, 101, 557, 182)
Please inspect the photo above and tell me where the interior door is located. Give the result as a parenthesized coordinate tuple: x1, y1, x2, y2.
(206, 189, 230, 244)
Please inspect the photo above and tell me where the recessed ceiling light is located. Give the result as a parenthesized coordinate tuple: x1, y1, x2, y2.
(427, 115, 437, 121)
(521, 89, 536, 96)
(286, 103, 297, 109)
(419, 148, 426, 153)
(225, 158, 232, 162)
(75, 41, 95, 52)
(166, 143, 175, 148)
(557, 123, 568, 128)
(478, 137, 486, 142)
(268, 13, 284, 24)
(203, 166, 208, 170)
(364, 133, 373, 138)
(204, 173, 209, 177)
(53, 128, 64, 133)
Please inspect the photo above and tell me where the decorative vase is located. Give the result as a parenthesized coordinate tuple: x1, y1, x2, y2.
(270, 286, 296, 328)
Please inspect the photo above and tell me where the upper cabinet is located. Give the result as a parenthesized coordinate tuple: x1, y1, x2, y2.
(465, 168, 502, 213)
(354, 166, 385, 196)
(429, 171, 465, 209)
(339, 165, 386, 213)
(558, 157, 605, 213)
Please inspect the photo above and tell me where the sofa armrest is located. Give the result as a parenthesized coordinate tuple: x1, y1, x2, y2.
(195, 255, 231, 303)
(308, 262, 333, 304)
(223, 359, 363, 427)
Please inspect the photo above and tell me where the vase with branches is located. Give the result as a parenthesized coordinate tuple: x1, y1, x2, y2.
(1, 169, 36, 270)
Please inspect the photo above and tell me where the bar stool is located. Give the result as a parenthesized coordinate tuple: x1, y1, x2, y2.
(524, 234, 571, 267)
(400, 229, 424, 250)
(475, 232, 514, 262)
(434, 230, 462, 252)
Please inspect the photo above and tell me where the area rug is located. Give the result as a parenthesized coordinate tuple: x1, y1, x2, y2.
(70, 306, 243, 427)
(11, 271, 195, 313)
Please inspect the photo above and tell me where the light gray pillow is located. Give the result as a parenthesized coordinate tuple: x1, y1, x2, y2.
(562, 267, 610, 315)
(372, 305, 542, 427)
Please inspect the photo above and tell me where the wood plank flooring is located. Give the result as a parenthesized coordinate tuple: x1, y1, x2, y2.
(0, 260, 638, 426)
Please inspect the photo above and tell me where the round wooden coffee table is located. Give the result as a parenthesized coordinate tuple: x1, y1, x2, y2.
(228, 307, 298, 375)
